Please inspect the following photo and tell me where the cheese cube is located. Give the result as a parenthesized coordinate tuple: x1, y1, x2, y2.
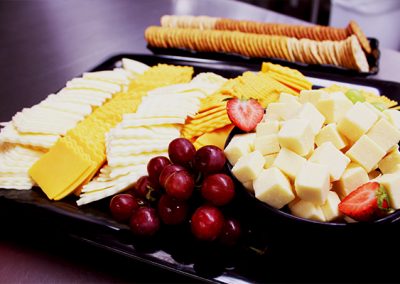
(337, 102, 378, 142)
(279, 93, 299, 103)
(376, 173, 400, 209)
(224, 133, 256, 165)
(231, 150, 264, 183)
(316, 92, 353, 124)
(263, 110, 280, 121)
(334, 163, 369, 199)
(242, 181, 254, 193)
(289, 199, 326, 222)
(264, 153, 278, 169)
(346, 135, 386, 172)
(364, 102, 387, 120)
(253, 167, 295, 209)
(256, 120, 280, 137)
(315, 123, 348, 150)
(294, 161, 330, 205)
(299, 89, 327, 106)
(267, 101, 302, 121)
(384, 109, 400, 130)
(273, 147, 306, 180)
(254, 134, 280, 155)
(366, 118, 400, 152)
(321, 191, 341, 222)
(278, 119, 314, 157)
(296, 103, 325, 134)
(309, 142, 350, 181)
(379, 149, 400, 174)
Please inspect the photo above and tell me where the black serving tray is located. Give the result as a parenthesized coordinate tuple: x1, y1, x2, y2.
(1, 54, 400, 283)
(147, 37, 380, 77)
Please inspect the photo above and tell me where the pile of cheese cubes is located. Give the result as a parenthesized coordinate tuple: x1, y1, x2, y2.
(224, 90, 400, 222)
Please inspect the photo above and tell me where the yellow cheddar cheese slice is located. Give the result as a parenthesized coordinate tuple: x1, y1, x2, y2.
(193, 124, 234, 150)
(29, 139, 93, 199)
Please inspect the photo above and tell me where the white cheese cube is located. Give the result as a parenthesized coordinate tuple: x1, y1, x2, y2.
(334, 163, 369, 199)
(299, 89, 327, 106)
(231, 151, 264, 183)
(337, 102, 379, 143)
(289, 199, 326, 222)
(278, 119, 314, 157)
(254, 134, 280, 155)
(242, 181, 254, 193)
(264, 153, 278, 169)
(366, 118, 400, 152)
(294, 161, 330, 205)
(346, 135, 386, 172)
(379, 149, 400, 174)
(279, 93, 299, 103)
(316, 92, 353, 124)
(321, 191, 341, 222)
(315, 123, 348, 150)
(296, 103, 325, 134)
(383, 109, 400, 130)
(273, 147, 306, 180)
(376, 173, 400, 209)
(224, 133, 256, 165)
(309, 142, 350, 181)
(253, 167, 295, 209)
(263, 110, 281, 121)
(364, 102, 387, 120)
(256, 120, 280, 136)
(267, 101, 302, 121)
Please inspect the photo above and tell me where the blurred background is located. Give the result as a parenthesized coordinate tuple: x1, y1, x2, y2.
(237, 0, 400, 50)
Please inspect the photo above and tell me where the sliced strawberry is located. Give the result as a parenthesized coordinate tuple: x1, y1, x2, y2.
(338, 182, 391, 222)
(226, 98, 264, 132)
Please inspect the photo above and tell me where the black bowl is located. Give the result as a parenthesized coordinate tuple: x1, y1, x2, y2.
(224, 127, 400, 228)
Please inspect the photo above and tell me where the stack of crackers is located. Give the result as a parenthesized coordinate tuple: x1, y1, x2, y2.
(145, 15, 372, 72)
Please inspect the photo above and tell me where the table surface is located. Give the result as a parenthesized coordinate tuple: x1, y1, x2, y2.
(1, 0, 400, 283)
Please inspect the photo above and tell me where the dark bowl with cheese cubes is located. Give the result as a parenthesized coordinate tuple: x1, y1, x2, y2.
(224, 126, 400, 229)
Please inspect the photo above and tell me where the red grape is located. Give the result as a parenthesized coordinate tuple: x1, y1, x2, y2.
(191, 205, 224, 241)
(133, 176, 157, 199)
(218, 218, 241, 246)
(157, 194, 188, 225)
(109, 194, 139, 222)
(164, 170, 194, 200)
(201, 174, 235, 206)
(147, 156, 171, 186)
(129, 207, 160, 236)
(193, 145, 226, 175)
(159, 164, 186, 188)
(168, 138, 196, 167)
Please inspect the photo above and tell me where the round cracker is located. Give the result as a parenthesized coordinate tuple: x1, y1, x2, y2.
(348, 20, 371, 54)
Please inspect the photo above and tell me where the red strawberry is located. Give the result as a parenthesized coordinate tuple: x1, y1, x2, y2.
(338, 182, 391, 222)
(226, 98, 264, 132)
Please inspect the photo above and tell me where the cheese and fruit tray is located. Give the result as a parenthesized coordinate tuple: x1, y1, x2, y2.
(1, 16, 399, 283)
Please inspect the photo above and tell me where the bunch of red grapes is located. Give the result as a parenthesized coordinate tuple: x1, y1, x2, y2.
(109, 138, 241, 245)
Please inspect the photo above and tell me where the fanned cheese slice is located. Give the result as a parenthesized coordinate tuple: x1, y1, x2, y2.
(122, 58, 150, 75)
(0, 123, 58, 148)
(29, 139, 94, 199)
(83, 69, 130, 85)
(66, 78, 121, 93)
(0, 143, 46, 190)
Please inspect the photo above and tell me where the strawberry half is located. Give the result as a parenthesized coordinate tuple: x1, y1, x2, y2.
(338, 182, 391, 222)
(226, 98, 264, 132)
